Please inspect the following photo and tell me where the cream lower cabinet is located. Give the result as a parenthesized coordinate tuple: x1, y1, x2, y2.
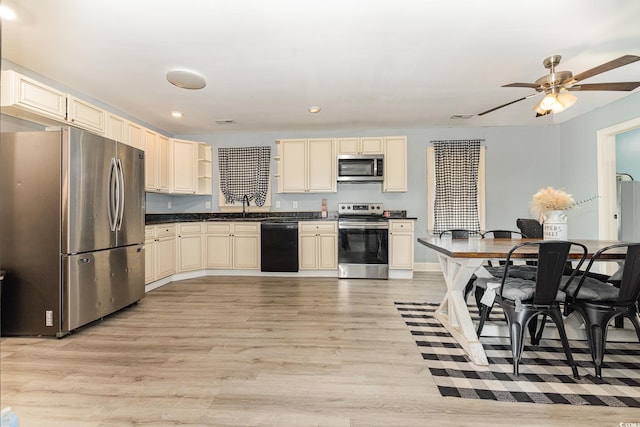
(144, 227, 155, 284)
(383, 136, 408, 192)
(177, 222, 205, 272)
(206, 222, 260, 269)
(145, 224, 177, 284)
(299, 221, 337, 270)
(277, 138, 336, 193)
(389, 220, 414, 269)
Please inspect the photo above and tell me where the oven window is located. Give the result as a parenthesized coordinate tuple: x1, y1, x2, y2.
(339, 159, 374, 177)
(338, 229, 388, 264)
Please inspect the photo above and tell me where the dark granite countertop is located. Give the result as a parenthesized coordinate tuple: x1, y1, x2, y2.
(146, 210, 413, 225)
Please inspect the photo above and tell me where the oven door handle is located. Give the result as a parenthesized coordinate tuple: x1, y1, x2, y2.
(339, 222, 389, 230)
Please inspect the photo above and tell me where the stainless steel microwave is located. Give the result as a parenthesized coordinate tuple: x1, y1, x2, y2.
(337, 154, 384, 182)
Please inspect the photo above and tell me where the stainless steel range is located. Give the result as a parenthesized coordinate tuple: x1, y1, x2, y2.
(337, 203, 389, 279)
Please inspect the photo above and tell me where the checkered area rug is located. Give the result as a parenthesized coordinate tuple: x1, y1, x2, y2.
(395, 302, 640, 407)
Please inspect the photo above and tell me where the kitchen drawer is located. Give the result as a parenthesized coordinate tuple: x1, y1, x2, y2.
(145, 226, 155, 240)
(178, 222, 204, 235)
(233, 222, 260, 234)
(299, 221, 337, 233)
(156, 224, 176, 237)
(390, 220, 414, 232)
(206, 222, 232, 234)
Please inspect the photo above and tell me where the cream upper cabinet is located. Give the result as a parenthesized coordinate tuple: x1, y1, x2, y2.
(278, 138, 336, 193)
(0, 70, 67, 123)
(106, 112, 127, 144)
(337, 137, 383, 155)
(145, 130, 170, 193)
(127, 122, 144, 151)
(145, 130, 158, 191)
(298, 221, 337, 270)
(383, 136, 408, 192)
(206, 222, 260, 270)
(67, 95, 106, 135)
(389, 220, 414, 270)
(171, 139, 197, 194)
(177, 222, 205, 272)
(157, 135, 171, 192)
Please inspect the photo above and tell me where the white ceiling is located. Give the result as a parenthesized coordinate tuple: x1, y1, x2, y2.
(2, 0, 640, 136)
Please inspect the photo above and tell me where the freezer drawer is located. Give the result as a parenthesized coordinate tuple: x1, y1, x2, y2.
(62, 244, 144, 335)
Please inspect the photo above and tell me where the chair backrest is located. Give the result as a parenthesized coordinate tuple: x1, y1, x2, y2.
(516, 218, 543, 238)
(438, 229, 482, 239)
(483, 230, 523, 239)
(619, 244, 640, 305)
(502, 241, 587, 305)
(570, 243, 640, 306)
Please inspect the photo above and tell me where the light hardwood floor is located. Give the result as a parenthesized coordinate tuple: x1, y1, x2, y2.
(0, 273, 636, 426)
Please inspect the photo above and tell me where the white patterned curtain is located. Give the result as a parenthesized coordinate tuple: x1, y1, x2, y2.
(432, 139, 482, 233)
(218, 146, 271, 206)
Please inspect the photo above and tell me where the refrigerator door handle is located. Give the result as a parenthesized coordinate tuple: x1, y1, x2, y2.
(108, 158, 118, 232)
(116, 158, 125, 231)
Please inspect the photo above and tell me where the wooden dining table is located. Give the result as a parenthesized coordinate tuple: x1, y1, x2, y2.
(417, 236, 625, 366)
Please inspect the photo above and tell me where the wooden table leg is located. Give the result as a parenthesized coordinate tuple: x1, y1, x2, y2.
(433, 255, 489, 366)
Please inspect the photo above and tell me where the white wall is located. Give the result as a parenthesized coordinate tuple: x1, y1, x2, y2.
(559, 91, 640, 240)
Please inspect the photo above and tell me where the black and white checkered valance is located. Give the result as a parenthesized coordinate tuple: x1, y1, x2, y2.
(432, 139, 482, 233)
(218, 146, 271, 206)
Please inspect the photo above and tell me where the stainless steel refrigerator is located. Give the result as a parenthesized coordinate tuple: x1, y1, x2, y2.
(0, 126, 145, 337)
(617, 178, 640, 242)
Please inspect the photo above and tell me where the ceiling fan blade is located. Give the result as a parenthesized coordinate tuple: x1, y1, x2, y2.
(536, 110, 551, 118)
(502, 82, 539, 89)
(568, 82, 640, 91)
(478, 94, 536, 116)
(572, 55, 640, 82)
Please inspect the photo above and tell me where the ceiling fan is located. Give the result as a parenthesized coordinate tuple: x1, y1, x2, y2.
(478, 54, 640, 117)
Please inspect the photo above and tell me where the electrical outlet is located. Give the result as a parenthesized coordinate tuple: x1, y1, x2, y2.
(293, 201, 298, 209)
(205, 202, 211, 209)
(276, 201, 281, 208)
(168, 201, 172, 209)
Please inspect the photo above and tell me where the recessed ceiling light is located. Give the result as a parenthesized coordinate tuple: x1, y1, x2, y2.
(308, 106, 321, 113)
(166, 69, 206, 90)
(171, 111, 183, 118)
(0, 6, 17, 20)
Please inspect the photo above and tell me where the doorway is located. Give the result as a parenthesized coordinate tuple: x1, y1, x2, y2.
(596, 116, 640, 243)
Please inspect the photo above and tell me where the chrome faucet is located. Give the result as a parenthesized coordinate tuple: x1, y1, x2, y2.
(242, 194, 249, 218)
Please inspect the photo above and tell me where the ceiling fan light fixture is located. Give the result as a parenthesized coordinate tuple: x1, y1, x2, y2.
(540, 92, 558, 110)
(553, 92, 577, 113)
(533, 100, 549, 115)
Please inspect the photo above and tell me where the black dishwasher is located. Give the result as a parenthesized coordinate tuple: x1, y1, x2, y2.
(260, 222, 299, 272)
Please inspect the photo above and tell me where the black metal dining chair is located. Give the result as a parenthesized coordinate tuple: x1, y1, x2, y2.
(516, 218, 543, 239)
(561, 242, 640, 378)
(474, 240, 588, 378)
(468, 229, 534, 307)
(438, 229, 482, 239)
